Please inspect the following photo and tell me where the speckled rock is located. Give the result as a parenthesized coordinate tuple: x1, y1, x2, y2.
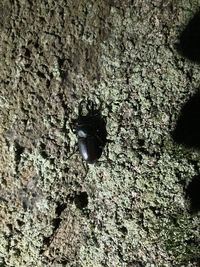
(0, 0, 200, 266)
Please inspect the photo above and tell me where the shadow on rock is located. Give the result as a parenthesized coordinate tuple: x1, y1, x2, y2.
(177, 11, 200, 63)
(186, 175, 200, 213)
(172, 92, 200, 149)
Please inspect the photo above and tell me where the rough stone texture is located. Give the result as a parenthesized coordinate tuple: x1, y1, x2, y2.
(0, 0, 200, 266)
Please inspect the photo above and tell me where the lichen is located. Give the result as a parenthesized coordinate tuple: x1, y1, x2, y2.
(0, 0, 200, 266)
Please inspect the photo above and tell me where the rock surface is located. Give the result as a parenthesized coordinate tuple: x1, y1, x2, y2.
(0, 0, 200, 266)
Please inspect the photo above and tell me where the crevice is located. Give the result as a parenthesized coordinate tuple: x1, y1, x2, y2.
(55, 202, 67, 217)
(40, 201, 67, 254)
(14, 141, 24, 174)
(37, 70, 46, 79)
(57, 93, 68, 131)
(74, 192, 88, 209)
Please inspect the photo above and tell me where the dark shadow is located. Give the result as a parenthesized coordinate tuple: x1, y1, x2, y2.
(172, 92, 200, 149)
(177, 11, 200, 63)
(74, 191, 88, 209)
(14, 141, 24, 165)
(55, 202, 67, 216)
(186, 175, 200, 213)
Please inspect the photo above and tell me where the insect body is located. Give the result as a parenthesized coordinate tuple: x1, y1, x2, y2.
(76, 100, 107, 164)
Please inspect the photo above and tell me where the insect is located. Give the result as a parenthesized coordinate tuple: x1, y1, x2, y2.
(76, 100, 107, 164)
